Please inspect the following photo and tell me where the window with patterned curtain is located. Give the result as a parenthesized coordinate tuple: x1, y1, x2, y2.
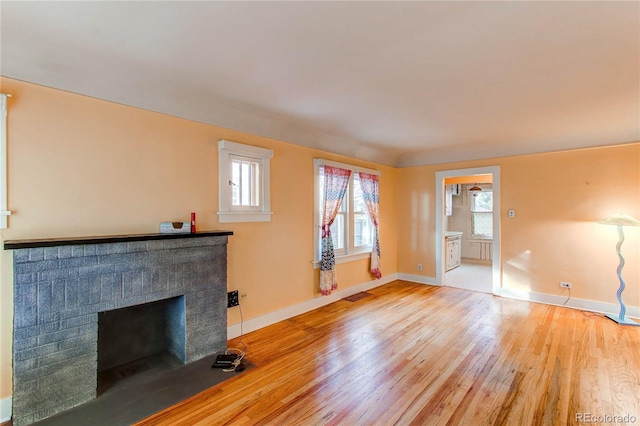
(314, 159, 381, 294)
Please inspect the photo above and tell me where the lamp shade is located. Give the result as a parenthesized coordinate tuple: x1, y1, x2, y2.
(468, 184, 482, 197)
(598, 213, 640, 227)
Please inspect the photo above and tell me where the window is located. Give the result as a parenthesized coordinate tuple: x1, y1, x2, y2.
(230, 156, 260, 208)
(470, 187, 493, 238)
(314, 159, 379, 266)
(218, 140, 273, 222)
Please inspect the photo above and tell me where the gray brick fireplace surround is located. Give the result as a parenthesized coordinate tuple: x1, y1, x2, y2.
(6, 231, 232, 425)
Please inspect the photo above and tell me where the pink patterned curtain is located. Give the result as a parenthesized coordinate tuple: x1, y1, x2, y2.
(358, 172, 382, 279)
(320, 166, 351, 295)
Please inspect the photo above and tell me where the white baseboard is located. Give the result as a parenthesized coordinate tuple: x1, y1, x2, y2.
(394, 274, 640, 320)
(228, 273, 640, 341)
(396, 273, 439, 285)
(227, 273, 398, 339)
(499, 288, 640, 319)
(0, 396, 11, 423)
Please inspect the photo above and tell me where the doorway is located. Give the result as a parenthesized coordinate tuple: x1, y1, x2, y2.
(435, 166, 501, 295)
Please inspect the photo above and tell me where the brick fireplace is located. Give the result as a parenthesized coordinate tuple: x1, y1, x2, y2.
(6, 231, 232, 425)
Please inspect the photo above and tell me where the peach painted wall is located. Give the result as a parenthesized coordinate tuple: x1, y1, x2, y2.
(0, 77, 398, 401)
(398, 144, 640, 306)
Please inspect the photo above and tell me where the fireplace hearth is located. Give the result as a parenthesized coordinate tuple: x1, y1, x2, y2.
(6, 231, 232, 426)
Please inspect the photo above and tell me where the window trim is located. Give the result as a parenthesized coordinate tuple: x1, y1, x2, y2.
(0, 93, 10, 229)
(218, 140, 273, 223)
(312, 159, 380, 268)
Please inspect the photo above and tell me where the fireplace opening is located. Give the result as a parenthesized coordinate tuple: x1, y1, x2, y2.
(97, 296, 186, 395)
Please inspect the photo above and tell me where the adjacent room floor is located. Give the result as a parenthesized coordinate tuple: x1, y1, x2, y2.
(445, 259, 492, 293)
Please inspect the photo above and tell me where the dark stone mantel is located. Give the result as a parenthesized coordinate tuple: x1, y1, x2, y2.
(4, 230, 233, 250)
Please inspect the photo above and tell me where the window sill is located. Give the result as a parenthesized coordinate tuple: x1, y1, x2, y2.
(312, 251, 371, 269)
(218, 211, 273, 223)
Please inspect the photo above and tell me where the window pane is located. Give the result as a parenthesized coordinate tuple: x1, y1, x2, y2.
(331, 213, 345, 250)
(471, 191, 493, 212)
(251, 162, 260, 206)
(231, 161, 240, 205)
(353, 175, 372, 248)
(241, 161, 250, 205)
(354, 212, 372, 247)
(231, 158, 260, 207)
(472, 212, 493, 236)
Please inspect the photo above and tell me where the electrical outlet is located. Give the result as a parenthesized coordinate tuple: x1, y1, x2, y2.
(417, 264, 422, 271)
(240, 293, 248, 299)
(560, 282, 572, 289)
(227, 290, 239, 308)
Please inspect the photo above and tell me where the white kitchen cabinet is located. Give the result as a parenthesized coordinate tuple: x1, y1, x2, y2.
(445, 185, 461, 216)
(445, 232, 462, 271)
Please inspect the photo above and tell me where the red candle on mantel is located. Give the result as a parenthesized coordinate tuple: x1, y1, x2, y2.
(191, 212, 196, 233)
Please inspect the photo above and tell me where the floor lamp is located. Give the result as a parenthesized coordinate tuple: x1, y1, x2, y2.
(598, 213, 640, 326)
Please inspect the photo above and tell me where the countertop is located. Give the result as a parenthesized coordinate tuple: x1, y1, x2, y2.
(445, 231, 463, 238)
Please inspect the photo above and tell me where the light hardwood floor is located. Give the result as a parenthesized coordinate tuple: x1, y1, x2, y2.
(136, 281, 640, 425)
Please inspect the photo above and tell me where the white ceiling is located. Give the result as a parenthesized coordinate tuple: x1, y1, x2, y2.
(1, 1, 638, 167)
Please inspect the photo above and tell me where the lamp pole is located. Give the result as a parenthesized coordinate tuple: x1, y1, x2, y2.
(599, 214, 640, 326)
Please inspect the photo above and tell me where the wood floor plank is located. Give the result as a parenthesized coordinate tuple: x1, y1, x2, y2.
(135, 281, 640, 426)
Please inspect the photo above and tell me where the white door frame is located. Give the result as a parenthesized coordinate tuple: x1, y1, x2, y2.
(435, 166, 501, 295)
